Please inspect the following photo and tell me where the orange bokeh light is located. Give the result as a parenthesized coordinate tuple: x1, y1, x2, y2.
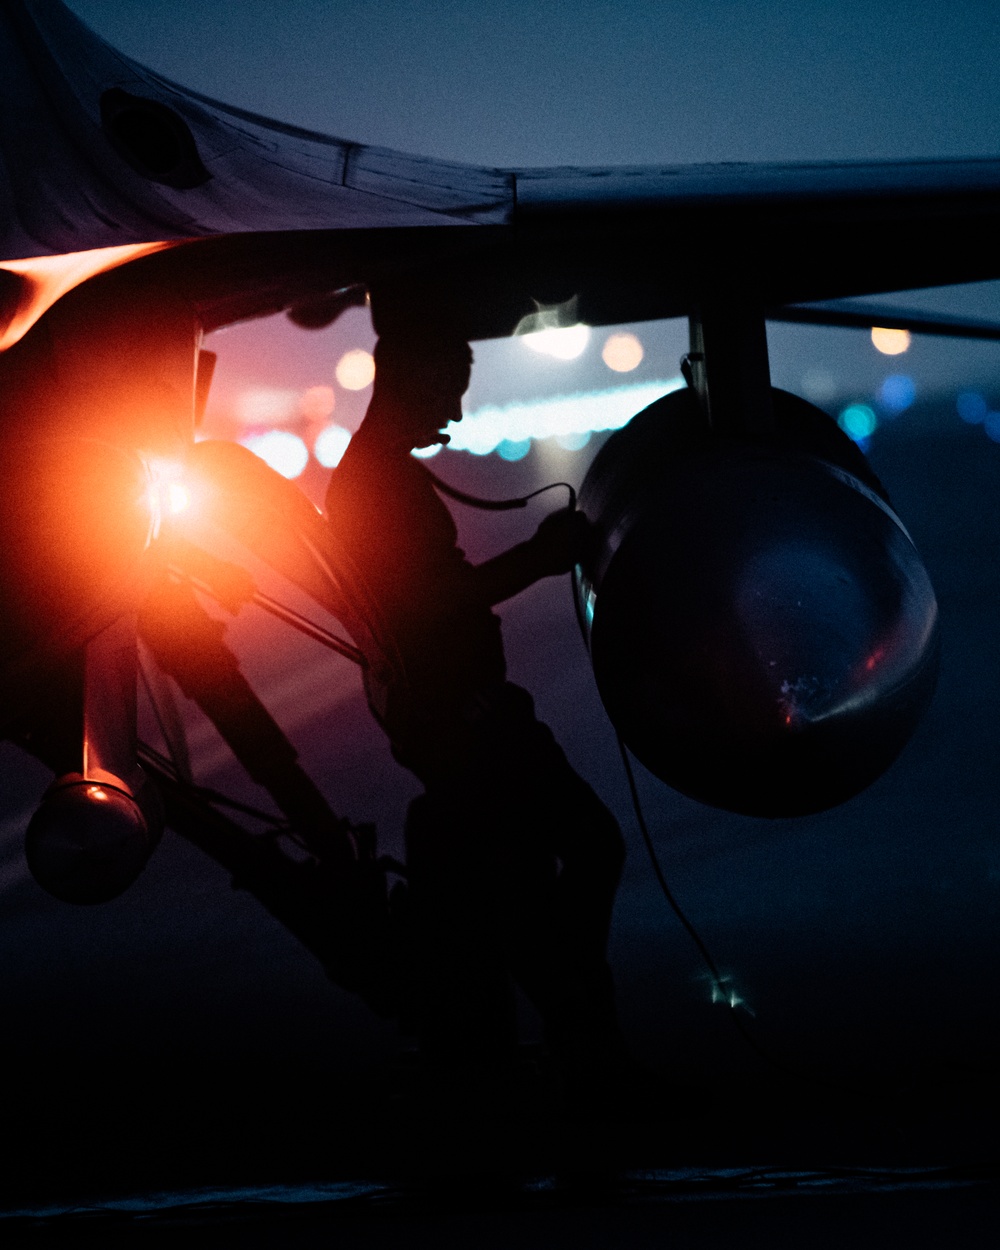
(300, 384, 336, 420)
(602, 332, 644, 372)
(335, 349, 376, 391)
(871, 326, 911, 356)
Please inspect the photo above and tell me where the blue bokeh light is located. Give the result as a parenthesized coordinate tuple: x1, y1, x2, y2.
(984, 412, 1000, 443)
(957, 391, 988, 424)
(878, 374, 915, 415)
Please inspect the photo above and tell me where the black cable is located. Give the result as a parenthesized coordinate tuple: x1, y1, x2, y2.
(418, 461, 577, 513)
(616, 734, 726, 991)
(138, 741, 292, 831)
(616, 733, 873, 1099)
(169, 567, 367, 667)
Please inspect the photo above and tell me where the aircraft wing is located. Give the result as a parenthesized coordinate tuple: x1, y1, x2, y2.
(4, 0, 1000, 337)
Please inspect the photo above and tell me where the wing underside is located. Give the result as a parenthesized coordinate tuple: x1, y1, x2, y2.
(3, 0, 1000, 337)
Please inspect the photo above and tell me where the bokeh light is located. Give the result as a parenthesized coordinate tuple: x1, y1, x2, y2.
(556, 431, 591, 451)
(444, 378, 682, 457)
(313, 423, 352, 468)
(878, 374, 915, 414)
(241, 430, 309, 478)
(985, 412, 1000, 443)
(871, 327, 911, 356)
(521, 324, 591, 360)
(800, 368, 836, 403)
(300, 385, 336, 420)
(838, 403, 878, 442)
(336, 348, 376, 390)
(957, 390, 987, 423)
(602, 332, 644, 372)
(497, 438, 531, 461)
(237, 387, 299, 425)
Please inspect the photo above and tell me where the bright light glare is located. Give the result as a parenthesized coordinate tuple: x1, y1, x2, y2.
(871, 326, 911, 355)
(602, 332, 644, 372)
(166, 483, 191, 514)
(144, 457, 193, 535)
(521, 324, 590, 360)
(336, 349, 376, 390)
(300, 385, 336, 420)
(443, 378, 683, 456)
(241, 430, 309, 479)
(313, 423, 352, 468)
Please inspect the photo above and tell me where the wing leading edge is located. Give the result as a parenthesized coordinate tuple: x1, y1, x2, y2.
(3, 0, 1000, 335)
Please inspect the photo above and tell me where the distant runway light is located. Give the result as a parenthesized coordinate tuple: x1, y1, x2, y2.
(957, 390, 987, 423)
(838, 403, 878, 442)
(445, 378, 683, 457)
(556, 431, 591, 451)
(313, 423, 351, 468)
(871, 326, 911, 355)
(602, 332, 644, 372)
(336, 348, 376, 390)
(522, 324, 590, 360)
(801, 369, 836, 403)
(242, 430, 309, 478)
(237, 387, 299, 425)
(498, 438, 531, 461)
(300, 385, 336, 420)
(878, 374, 915, 414)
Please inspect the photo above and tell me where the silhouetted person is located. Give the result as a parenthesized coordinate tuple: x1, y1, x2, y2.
(324, 324, 626, 1089)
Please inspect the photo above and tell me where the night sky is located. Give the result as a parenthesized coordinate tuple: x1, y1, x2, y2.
(3, 0, 1000, 1214)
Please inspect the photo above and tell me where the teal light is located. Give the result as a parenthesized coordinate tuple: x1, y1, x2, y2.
(497, 438, 531, 461)
(838, 403, 878, 443)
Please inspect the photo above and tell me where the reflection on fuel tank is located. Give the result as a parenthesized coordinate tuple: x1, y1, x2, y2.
(576, 387, 939, 817)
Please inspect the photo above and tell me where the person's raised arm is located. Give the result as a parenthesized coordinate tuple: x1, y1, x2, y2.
(470, 507, 590, 607)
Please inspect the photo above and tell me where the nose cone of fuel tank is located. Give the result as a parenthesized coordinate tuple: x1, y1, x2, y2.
(577, 388, 939, 817)
(26, 776, 160, 904)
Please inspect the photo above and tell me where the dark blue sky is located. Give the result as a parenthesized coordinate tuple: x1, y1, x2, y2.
(68, 0, 1000, 167)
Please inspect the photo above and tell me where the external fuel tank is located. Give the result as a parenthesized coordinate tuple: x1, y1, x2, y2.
(576, 386, 939, 817)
